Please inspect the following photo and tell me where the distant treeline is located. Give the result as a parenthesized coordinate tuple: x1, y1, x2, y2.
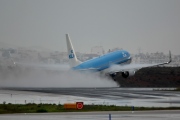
(115, 67, 180, 87)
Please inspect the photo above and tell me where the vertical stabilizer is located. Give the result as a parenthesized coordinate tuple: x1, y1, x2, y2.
(66, 34, 81, 67)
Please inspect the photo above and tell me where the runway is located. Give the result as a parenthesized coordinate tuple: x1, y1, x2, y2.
(1, 87, 180, 107)
(0, 110, 180, 120)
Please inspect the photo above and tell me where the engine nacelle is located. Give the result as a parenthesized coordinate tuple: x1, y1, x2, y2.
(122, 70, 136, 78)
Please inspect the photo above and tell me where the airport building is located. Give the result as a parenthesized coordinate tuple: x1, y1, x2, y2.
(0, 47, 180, 67)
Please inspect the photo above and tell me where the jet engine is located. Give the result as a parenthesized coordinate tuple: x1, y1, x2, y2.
(122, 70, 135, 78)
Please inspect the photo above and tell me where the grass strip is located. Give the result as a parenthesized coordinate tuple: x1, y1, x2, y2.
(0, 103, 180, 114)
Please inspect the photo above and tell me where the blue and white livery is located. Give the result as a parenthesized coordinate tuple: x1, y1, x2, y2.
(66, 34, 171, 79)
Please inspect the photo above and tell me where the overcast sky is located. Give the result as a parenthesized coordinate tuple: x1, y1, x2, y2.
(0, 0, 180, 54)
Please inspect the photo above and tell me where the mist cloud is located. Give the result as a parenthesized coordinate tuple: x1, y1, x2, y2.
(0, 64, 117, 88)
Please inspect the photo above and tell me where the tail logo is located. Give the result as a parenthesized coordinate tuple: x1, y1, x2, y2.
(69, 50, 74, 59)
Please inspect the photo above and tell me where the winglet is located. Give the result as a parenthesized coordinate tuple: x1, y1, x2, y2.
(9, 51, 16, 66)
(167, 50, 172, 64)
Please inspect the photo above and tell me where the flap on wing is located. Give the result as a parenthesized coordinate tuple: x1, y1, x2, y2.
(75, 68, 99, 71)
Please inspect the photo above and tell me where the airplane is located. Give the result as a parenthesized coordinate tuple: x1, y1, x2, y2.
(66, 34, 172, 80)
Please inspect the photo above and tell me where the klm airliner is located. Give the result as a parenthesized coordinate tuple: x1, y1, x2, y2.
(66, 34, 172, 79)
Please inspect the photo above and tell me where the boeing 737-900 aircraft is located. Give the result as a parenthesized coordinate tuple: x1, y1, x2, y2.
(8, 34, 171, 80)
(66, 34, 171, 79)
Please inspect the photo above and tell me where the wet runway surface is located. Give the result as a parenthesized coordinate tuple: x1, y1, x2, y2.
(1, 87, 180, 107)
(0, 110, 180, 120)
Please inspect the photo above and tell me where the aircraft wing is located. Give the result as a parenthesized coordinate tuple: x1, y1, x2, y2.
(108, 51, 172, 74)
